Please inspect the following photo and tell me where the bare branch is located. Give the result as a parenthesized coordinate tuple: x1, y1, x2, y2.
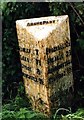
(69, 2, 84, 25)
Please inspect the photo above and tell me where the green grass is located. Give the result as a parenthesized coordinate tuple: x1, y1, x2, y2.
(1, 100, 84, 120)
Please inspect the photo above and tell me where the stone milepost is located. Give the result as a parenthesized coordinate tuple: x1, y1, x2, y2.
(16, 15, 73, 116)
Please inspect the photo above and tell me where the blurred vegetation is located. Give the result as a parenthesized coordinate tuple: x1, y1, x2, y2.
(1, 2, 84, 120)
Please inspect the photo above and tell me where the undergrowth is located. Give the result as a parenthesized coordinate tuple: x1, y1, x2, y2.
(1, 104, 84, 120)
(1, 81, 84, 120)
(2, 95, 48, 120)
(1, 93, 84, 120)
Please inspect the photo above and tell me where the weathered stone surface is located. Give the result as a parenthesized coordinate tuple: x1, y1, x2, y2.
(16, 15, 73, 116)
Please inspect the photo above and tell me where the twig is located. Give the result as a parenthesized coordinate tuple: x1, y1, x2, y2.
(54, 108, 71, 119)
(73, 23, 80, 38)
(74, 49, 84, 69)
(69, 2, 84, 25)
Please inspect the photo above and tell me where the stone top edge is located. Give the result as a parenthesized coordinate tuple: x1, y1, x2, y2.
(16, 15, 68, 28)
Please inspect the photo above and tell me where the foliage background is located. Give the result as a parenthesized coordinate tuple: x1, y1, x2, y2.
(1, 2, 84, 120)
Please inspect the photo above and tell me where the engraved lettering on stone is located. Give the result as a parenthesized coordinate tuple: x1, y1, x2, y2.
(36, 59, 41, 66)
(22, 64, 31, 71)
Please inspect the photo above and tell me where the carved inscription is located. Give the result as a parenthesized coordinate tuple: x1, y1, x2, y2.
(23, 72, 37, 82)
(36, 68, 41, 75)
(48, 60, 71, 74)
(22, 64, 31, 71)
(47, 52, 64, 64)
(20, 55, 29, 62)
(36, 59, 41, 66)
(19, 46, 43, 84)
(19, 40, 72, 84)
(23, 72, 43, 84)
(46, 41, 72, 83)
(35, 49, 39, 55)
(27, 19, 55, 26)
(19, 46, 31, 53)
(46, 41, 70, 55)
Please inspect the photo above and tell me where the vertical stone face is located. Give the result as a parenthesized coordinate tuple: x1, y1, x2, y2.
(16, 15, 73, 116)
